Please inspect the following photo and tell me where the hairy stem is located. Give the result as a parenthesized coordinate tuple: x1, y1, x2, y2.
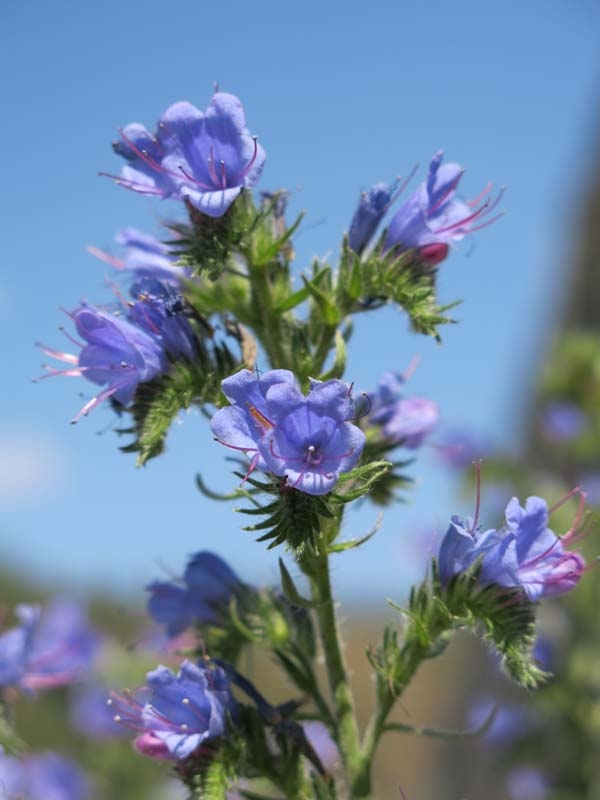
(308, 546, 363, 797)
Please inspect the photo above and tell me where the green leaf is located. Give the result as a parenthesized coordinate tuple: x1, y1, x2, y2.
(383, 703, 498, 740)
(278, 559, 318, 608)
(328, 514, 382, 553)
(0, 707, 26, 755)
(254, 211, 304, 267)
(302, 274, 341, 326)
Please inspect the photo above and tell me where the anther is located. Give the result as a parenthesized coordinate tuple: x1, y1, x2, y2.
(182, 697, 190, 705)
(113, 714, 122, 722)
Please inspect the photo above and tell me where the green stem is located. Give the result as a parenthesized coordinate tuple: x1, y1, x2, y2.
(308, 546, 363, 796)
(353, 616, 451, 796)
(249, 264, 289, 369)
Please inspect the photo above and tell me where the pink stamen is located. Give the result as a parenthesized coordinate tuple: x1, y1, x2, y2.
(178, 164, 215, 192)
(402, 354, 421, 381)
(389, 163, 420, 206)
(59, 326, 85, 348)
(34, 367, 83, 381)
(207, 146, 221, 186)
(467, 181, 493, 208)
(470, 460, 482, 532)
(99, 171, 165, 196)
(238, 136, 259, 182)
(86, 245, 125, 270)
(71, 383, 123, 424)
(220, 160, 227, 190)
(36, 344, 78, 364)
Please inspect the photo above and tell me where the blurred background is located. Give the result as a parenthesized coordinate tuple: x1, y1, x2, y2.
(2, 0, 600, 797)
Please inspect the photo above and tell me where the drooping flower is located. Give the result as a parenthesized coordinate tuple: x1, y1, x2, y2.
(0, 601, 98, 693)
(366, 369, 439, 449)
(147, 552, 242, 637)
(383, 151, 502, 265)
(110, 660, 236, 760)
(0, 751, 90, 800)
(38, 304, 167, 422)
(438, 494, 587, 601)
(348, 181, 397, 254)
(111, 92, 266, 218)
(211, 370, 366, 495)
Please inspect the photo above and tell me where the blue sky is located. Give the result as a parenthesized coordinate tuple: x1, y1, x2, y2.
(1, 0, 599, 606)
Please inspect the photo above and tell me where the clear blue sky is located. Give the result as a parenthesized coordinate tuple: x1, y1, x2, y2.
(2, 0, 599, 606)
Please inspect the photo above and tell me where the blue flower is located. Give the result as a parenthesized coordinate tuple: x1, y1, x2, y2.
(540, 401, 587, 442)
(112, 93, 266, 218)
(110, 660, 236, 760)
(211, 370, 366, 495)
(348, 181, 397, 254)
(0, 600, 98, 693)
(147, 552, 242, 637)
(367, 370, 439, 448)
(128, 278, 197, 361)
(116, 228, 190, 285)
(38, 304, 167, 422)
(384, 151, 502, 265)
(438, 495, 587, 601)
(0, 751, 90, 800)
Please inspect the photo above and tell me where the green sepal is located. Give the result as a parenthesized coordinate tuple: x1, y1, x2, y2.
(351, 241, 459, 341)
(438, 560, 547, 688)
(171, 190, 260, 281)
(116, 341, 239, 466)
(331, 460, 392, 503)
(236, 477, 335, 557)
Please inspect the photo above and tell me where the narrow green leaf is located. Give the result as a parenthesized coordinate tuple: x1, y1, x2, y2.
(278, 558, 318, 608)
(383, 703, 498, 740)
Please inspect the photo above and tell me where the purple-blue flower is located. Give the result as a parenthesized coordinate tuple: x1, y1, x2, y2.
(0, 600, 98, 693)
(367, 370, 439, 448)
(110, 660, 235, 760)
(147, 552, 242, 637)
(540, 401, 587, 442)
(70, 683, 130, 739)
(89, 228, 190, 286)
(348, 181, 397, 254)
(383, 151, 502, 265)
(128, 278, 197, 361)
(0, 751, 90, 800)
(211, 370, 366, 495)
(438, 495, 586, 601)
(506, 766, 550, 800)
(38, 304, 166, 422)
(111, 92, 266, 218)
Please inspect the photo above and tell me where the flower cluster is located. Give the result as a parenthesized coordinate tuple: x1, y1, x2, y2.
(0, 600, 97, 693)
(210, 370, 366, 495)
(365, 369, 439, 449)
(38, 231, 200, 422)
(147, 551, 242, 637)
(109, 660, 235, 760)
(110, 92, 266, 218)
(438, 494, 587, 601)
(348, 151, 502, 266)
